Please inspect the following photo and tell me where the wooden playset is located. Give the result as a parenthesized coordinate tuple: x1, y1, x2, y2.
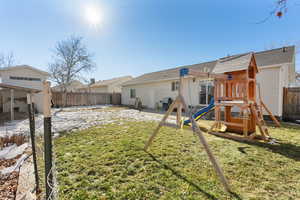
(210, 53, 280, 141)
(144, 53, 280, 192)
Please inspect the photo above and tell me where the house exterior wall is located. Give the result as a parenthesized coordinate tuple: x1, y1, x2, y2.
(0, 68, 48, 90)
(107, 84, 122, 93)
(122, 77, 209, 109)
(122, 63, 292, 117)
(0, 68, 48, 113)
(89, 85, 122, 93)
(90, 86, 109, 93)
(256, 66, 282, 116)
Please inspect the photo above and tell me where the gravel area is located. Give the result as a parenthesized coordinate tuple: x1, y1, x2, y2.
(0, 105, 175, 138)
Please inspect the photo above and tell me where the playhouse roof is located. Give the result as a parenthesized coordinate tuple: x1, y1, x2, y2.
(212, 53, 255, 74)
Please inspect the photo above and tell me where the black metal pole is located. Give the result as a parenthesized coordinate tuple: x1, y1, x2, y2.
(43, 81, 53, 200)
(44, 116, 53, 199)
(27, 99, 40, 194)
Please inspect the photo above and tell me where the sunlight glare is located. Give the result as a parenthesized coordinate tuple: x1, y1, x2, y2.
(84, 3, 102, 28)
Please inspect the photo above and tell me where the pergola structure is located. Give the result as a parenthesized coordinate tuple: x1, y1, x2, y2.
(0, 82, 40, 121)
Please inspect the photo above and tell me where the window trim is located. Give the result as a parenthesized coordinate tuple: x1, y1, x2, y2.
(171, 81, 179, 91)
(9, 76, 41, 81)
(130, 88, 136, 99)
(199, 80, 214, 105)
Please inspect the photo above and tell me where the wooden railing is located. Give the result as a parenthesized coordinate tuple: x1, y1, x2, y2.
(214, 79, 248, 101)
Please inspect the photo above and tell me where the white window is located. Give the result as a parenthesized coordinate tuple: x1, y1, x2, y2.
(171, 81, 179, 91)
(130, 89, 136, 98)
(199, 81, 214, 105)
(9, 76, 41, 81)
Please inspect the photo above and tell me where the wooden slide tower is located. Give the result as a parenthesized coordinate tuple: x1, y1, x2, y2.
(210, 53, 280, 141)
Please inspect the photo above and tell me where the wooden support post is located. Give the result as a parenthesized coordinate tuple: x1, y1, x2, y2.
(43, 81, 53, 200)
(144, 97, 179, 151)
(250, 104, 266, 139)
(176, 77, 184, 128)
(261, 101, 281, 127)
(10, 89, 14, 121)
(243, 108, 248, 137)
(27, 93, 40, 194)
(179, 95, 231, 192)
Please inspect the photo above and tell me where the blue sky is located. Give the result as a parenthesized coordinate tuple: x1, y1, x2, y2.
(0, 0, 299, 81)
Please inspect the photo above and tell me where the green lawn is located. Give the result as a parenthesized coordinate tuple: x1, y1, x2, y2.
(54, 120, 300, 200)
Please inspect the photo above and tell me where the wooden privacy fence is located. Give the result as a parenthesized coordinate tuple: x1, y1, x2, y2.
(283, 87, 300, 121)
(51, 92, 121, 107)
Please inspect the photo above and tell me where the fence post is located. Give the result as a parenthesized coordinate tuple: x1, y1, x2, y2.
(27, 93, 40, 195)
(43, 81, 53, 199)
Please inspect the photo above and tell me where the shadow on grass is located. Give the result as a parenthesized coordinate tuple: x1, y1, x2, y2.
(213, 135, 300, 161)
(145, 151, 242, 200)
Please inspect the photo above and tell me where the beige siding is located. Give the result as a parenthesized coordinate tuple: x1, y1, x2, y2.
(0, 68, 48, 90)
(107, 85, 122, 93)
(122, 81, 178, 108)
(123, 66, 288, 117)
(90, 86, 109, 93)
(122, 77, 209, 108)
(256, 66, 282, 116)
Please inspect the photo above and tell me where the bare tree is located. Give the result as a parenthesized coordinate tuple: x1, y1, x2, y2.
(0, 52, 16, 68)
(48, 36, 96, 95)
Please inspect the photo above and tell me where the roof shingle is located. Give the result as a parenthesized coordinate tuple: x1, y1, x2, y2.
(123, 46, 295, 86)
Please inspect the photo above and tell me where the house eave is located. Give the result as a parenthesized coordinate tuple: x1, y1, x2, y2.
(123, 61, 293, 87)
(0, 83, 41, 93)
(122, 76, 212, 87)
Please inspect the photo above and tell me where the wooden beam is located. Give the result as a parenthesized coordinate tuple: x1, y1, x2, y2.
(261, 101, 281, 127)
(215, 121, 244, 128)
(243, 108, 248, 137)
(10, 89, 14, 121)
(144, 97, 179, 151)
(176, 76, 184, 128)
(250, 104, 266, 139)
(43, 81, 51, 118)
(209, 131, 256, 142)
(179, 95, 231, 193)
(187, 69, 228, 79)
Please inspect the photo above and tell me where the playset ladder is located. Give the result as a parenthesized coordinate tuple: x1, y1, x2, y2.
(250, 103, 269, 140)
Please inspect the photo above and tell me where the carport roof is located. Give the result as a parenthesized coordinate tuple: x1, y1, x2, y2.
(0, 83, 41, 93)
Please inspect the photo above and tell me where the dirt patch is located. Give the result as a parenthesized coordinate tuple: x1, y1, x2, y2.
(0, 171, 19, 199)
(0, 155, 22, 169)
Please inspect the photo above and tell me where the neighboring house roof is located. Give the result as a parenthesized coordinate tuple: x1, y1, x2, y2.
(90, 76, 133, 88)
(123, 46, 295, 86)
(213, 53, 257, 74)
(52, 80, 85, 91)
(0, 65, 50, 76)
(123, 61, 216, 86)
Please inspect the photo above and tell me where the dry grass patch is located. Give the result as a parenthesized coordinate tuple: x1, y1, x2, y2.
(54, 121, 300, 200)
